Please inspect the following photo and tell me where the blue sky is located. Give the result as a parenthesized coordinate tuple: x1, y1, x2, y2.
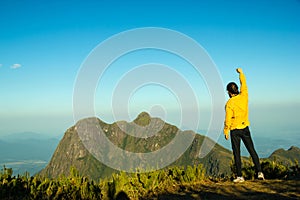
(0, 0, 300, 141)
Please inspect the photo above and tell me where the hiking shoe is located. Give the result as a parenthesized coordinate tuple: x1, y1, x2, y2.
(258, 172, 265, 180)
(233, 177, 245, 183)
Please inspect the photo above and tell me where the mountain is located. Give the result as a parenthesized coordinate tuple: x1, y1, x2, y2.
(268, 146, 300, 165)
(0, 132, 60, 175)
(39, 112, 233, 180)
(1, 132, 54, 141)
(39, 112, 299, 180)
(0, 132, 59, 161)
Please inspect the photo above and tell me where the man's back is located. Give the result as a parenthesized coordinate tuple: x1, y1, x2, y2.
(224, 71, 249, 133)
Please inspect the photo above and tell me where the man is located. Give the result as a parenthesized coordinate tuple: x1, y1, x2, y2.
(224, 68, 264, 183)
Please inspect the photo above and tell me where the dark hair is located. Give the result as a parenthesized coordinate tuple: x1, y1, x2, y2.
(227, 82, 239, 95)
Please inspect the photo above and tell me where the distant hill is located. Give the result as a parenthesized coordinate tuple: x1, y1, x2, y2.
(0, 132, 59, 175)
(1, 131, 55, 141)
(0, 132, 59, 161)
(39, 112, 233, 180)
(39, 112, 300, 181)
(268, 146, 300, 165)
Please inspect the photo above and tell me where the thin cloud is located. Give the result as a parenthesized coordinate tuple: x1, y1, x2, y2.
(11, 63, 21, 69)
(0, 64, 2, 67)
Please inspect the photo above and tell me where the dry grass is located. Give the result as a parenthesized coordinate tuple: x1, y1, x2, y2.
(142, 179, 300, 200)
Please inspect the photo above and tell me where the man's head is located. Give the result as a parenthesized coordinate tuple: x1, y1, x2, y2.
(226, 82, 239, 97)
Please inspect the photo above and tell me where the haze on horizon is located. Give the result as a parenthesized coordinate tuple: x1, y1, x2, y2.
(0, 0, 299, 144)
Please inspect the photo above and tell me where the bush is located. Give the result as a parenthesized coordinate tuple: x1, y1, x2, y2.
(254, 159, 290, 179)
(0, 166, 102, 200)
(230, 158, 299, 180)
(105, 164, 205, 199)
(0, 164, 205, 200)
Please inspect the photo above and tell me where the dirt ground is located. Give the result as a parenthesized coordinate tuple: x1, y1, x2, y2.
(145, 179, 300, 200)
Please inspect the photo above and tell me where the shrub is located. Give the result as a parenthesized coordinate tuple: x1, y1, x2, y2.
(0, 164, 206, 199)
(230, 158, 299, 180)
(261, 160, 289, 179)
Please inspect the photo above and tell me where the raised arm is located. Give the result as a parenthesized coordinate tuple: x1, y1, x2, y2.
(236, 68, 247, 95)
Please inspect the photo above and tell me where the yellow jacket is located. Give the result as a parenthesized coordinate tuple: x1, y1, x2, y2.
(224, 72, 250, 135)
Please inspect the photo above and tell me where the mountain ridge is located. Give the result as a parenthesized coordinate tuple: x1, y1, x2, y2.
(39, 112, 300, 180)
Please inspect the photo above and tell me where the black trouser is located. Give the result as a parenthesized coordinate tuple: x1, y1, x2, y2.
(230, 126, 262, 177)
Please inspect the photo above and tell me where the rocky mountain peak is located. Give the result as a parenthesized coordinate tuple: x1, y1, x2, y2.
(133, 111, 152, 126)
(39, 113, 300, 181)
(288, 146, 299, 151)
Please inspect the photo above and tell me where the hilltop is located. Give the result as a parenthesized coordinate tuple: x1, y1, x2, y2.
(269, 146, 300, 165)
